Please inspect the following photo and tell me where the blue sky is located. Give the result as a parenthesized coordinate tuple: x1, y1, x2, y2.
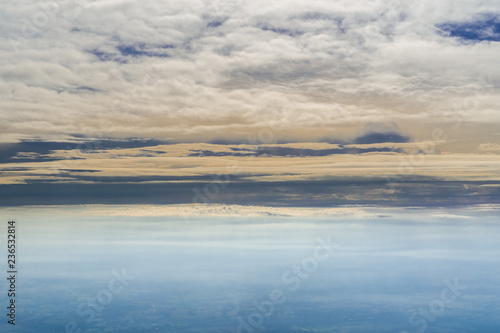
(439, 14, 500, 42)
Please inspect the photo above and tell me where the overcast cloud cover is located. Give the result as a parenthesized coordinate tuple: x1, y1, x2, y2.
(1, 0, 500, 206)
(1, 0, 500, 145)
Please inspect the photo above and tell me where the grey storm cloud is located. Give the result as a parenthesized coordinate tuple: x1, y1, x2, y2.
(1, 176, 499, 207)
(189, 146, 405, 157)
(0, 139, 166, 163)
(354, 122, 410, 144)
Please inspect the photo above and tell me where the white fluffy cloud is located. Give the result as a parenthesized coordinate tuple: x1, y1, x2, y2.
(1, 0, 499, 147)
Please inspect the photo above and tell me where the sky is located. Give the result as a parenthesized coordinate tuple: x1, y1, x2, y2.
(1, 0, 499, 207)
(1, 3, 500, 331)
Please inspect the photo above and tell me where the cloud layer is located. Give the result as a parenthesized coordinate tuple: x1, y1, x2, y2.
(1, 0, 500, 207)
(1, 0, 500, 147)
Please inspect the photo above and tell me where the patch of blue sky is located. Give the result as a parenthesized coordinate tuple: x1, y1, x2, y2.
(439, 15, 500, 42)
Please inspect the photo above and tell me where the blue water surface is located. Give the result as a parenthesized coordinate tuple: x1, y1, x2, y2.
(0, 206, 499, 333)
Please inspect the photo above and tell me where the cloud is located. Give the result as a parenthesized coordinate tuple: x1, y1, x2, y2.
(1, 176, 500, 207)
(82, 203, 376, 218)
(2, 140, 500, 185)
(49, 173, 261, 184)
(353, 121, 410, 144)
(0, 139, 167, 163)
(0, 0, 499, 147)
(189, 146, 404, 157)
(432, 213, 471, 219)
(354, 132, 410, 144)
(478, 143, 500, 152)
